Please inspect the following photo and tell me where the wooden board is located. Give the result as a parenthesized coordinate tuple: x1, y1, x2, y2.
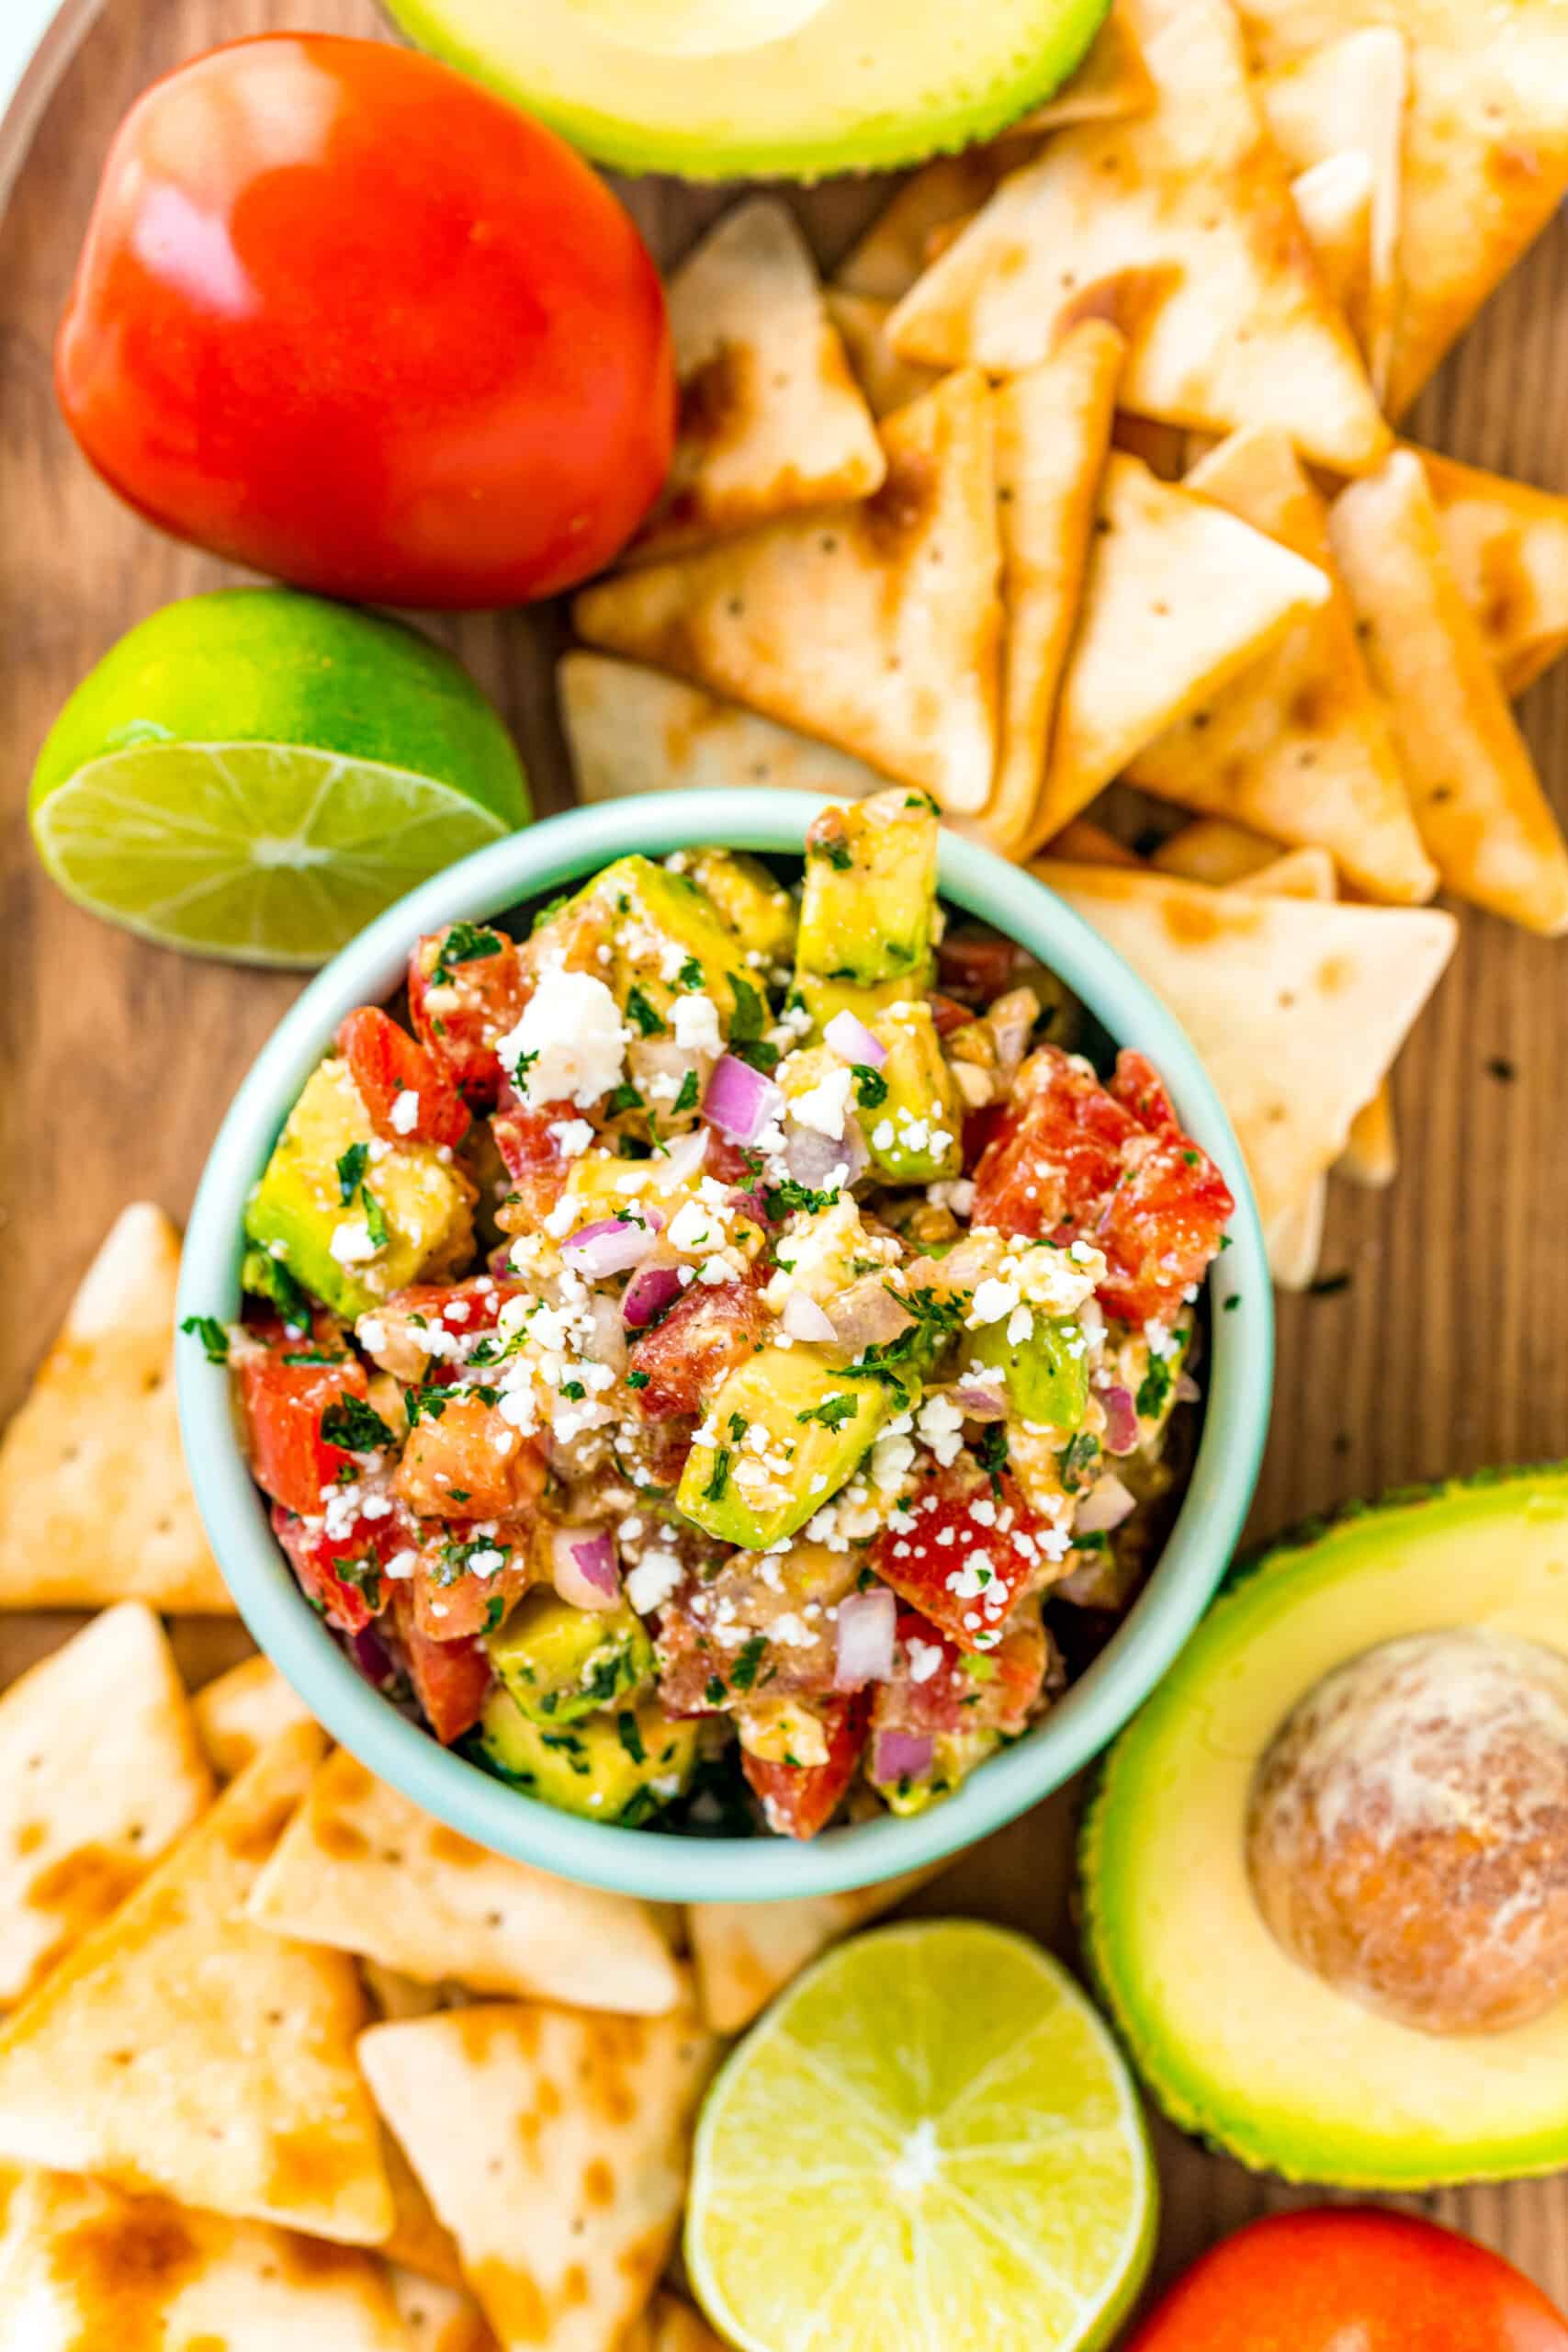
(4, 0, 1568, 2319)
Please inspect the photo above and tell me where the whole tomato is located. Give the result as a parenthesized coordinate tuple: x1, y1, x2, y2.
(56, 35, 674, 607)
(1128, 2209, 1568, 2352)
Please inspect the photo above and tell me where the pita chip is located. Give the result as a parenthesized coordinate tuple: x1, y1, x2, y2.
(1152, 816, 1289, 885)
(0, 1204, 231, 1612)
(824, 289, 942, 421)
(632, 198, 884, 565)
(1329, 449, 1568, 935)
(889, 0, 1388, 474)
(0, 1721, 395, 2245)
(194, 1652, 311, 1779)
(574, 370, 1003, 813)
(0, 2170, 407, 2352)
(835, 153, 1012, 304)
(0, 1604, 212, 2011)
(1289, 153, 1374, 352)
(1415, 445, 1568, 696)
(1032, 450, 1330, 842)
(1031, 861, 1456, 1228)
(381, 2119, 466, 2286)
(1043, 817, 1145, 870)
(1013, 3, 1156, 133)
(392, 2268, 502, 2352)
(249, 1746, 682, 2015)
(559, 653, 888, 808)
(689, 1864, 943, 2038)
(1236, 0, 1568, 419)
(622, 2293, 730, 2352)
(1266, 1182, 1328, 1293)
(360, 1999, 715, 2352)
(1341, 1086, 1400, 1188)
(1128, 427, 1438, 904)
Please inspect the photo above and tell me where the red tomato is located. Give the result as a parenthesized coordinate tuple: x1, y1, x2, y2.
(270, 1498, 403, 1636)
(233, 1335, 374, 1515)
(1099, 1053, 1235, 1326)
(868, 1464, 1050, 1654)
(873, 1609, 1048, 1749)
(627, 1276, 767, 1419)
(393, 1391, 546, 1521)
(335, 1008, 469, 1152)
(1127, 2210, 1568, 2352)
(491, 1097, 580, 1228)
(390, 1588, 494, 1746)
(742, 1695, 869, 1840)
(56, 36, 674, 607)
(410, 926, 529, 1109)
(409, 1519, 532, 1642)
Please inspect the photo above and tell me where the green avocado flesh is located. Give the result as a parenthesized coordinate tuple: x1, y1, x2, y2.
(1081, 1467, 1568, 2188)
(383, 0, 1112, 180)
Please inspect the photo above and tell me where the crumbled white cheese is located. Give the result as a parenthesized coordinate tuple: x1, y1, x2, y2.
(330, 1220, 378, 1265)
(389, 1090, 420, 1136)
(790, 1064, 856, 1140)
(498, 967, 628, 1110)
(672, 994, 722, 1055)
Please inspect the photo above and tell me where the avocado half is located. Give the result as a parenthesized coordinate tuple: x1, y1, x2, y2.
(379, 0, 1111, 180)
(1080, 1467, 1568, 2188)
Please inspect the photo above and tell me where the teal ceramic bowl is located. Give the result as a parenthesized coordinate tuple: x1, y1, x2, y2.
(178, 790, 1273, 1902)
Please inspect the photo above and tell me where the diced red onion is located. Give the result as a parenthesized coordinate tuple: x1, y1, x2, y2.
(487, 1239, 517, 1281)
(730, 1187, 770, 1226)
(874, 1729, 933, 1784)
(662, 1125, 711, 1187)
(823, 1009, 888, 1069)
(563, 1216, 659, 1278)
(829, 1277, 911, 1352)
(781, 1292, 837, 1343)
(1175, 1370, 1201, 1406)
(952, 1380, 1009, 1423)
(552, 1527, 622, 1612)
(1100, 1383, 1140, 1455)
(783, 1116, 866, 1193)
(835, 1588, 896, 1689)
(1073, 1473, 1137, 1537)
(704, 1054, 782, 1146)
(623, 1261, 684, 1330)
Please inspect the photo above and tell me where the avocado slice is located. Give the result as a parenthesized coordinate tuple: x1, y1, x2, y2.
(1080, 1467, 1568, 2188)
(860, 1001, 963, 1185)
(475, 1685, 699, 1823)
(486, 1589, 656, 1724)
(535, 853, 760, 1045)
(796, 790, 940, 1020)
(967, 1313, 1089, 1430)
(243, 1060, 475, 1319)
(686, 848, 796, 971)
(381, 0, 1111, 182)
(678, 1344, 891, 1549)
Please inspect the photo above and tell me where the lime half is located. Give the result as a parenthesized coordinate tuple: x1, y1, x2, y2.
(686, 1919, 1156, 2352)
(29, 590, 529, 968)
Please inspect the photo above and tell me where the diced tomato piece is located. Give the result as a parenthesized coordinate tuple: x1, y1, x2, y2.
(703, 1133, 758, 1188)
(869, 1463, 1051, 1653)
(988, 1615, 1055, 1733)
(393, 1392, 547, 1520)
(235, 1340, 375, 1515)
(874, 1608, 1052, 1747)
(408, 923, 528, 1110)
(409, 1518, 532, 1640)
(627, 1276, 766, 1419)
(361, 1274, 528, 1382)
(1099, 1054, 1235, 1324)
(971, 1046, 1136, 1240)
(927, 989, 973, 1039)
(335, 1006, 470, 1150)
(742, 1694, 869, 1840)
(390, 1587, 494, 1745)
(270, 1498, 407, 1635)
(937, 930, 1021, 1004)
(491, 1095, 578, 1227)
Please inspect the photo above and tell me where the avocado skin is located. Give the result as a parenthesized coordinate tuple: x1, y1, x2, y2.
(1077, 1463, 1568, 2187)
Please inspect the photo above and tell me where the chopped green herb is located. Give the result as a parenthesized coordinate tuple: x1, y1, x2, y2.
(704, 1448, 732, 1504)
(1135, 1356, 1173, 1421)
(762, 1178, 840, 1219)
(179, 1315, 230, 1366)
(482, 1595, 508, 1635)
(728, 971, 766, 1043)
(616, 1711, 648, 1765)
(361, 1187, 390, 1250)
(1223, 1294, 1241, 1312)
(1059, 1428, 1101, 1493)
(705, 1675, 728, 1708)
(818, 840, 853, 871)
(727, 1411, 749, 1443)
(677, 955, 705, 990)
(335, 1142, 370, 1204)
(673, 1069, 701, 1114)
(976, 1420, 1010, 1494)
(430, 921, 505, 987)
(320, 1395, 394, 1453)
(529, 894, 570, 937)
(734, 1036, 781, 1074)
(404, 1384, 451, 1427)
(626, 985, 666, 1037)
(852, 1065, 888, 1109)
(282, 1349, 346, 1367)
(796, 1393, 860, 1431)
(334, 1555, 383, 1611)
(560, 1379, 586, 1401)
(242, 1248, 309, 1326)
(626, 1369, 650, 1390)
(608, 1080, 644, 1115)
(729, 1634, 768, 1692)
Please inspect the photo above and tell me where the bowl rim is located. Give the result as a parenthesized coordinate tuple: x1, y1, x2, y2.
(177, 786, 1274, 1902)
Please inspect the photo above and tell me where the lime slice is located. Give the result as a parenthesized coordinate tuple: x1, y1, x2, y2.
(29, 589, 529, 968)
(686, 1919, 1156, 2352)
(565, 0, 830, 56)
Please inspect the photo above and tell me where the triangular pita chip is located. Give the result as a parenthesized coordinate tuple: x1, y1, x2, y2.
(1236, 0, 1568, 418)
(360, 2000, 715, 2352)
(559, 653, 888, 808)
(1031, 861, 1456, 1227)
(1110, 409, 1189, 481)
(631, 198, 884, 565)
(1237, 845, 1340, 902)
(249, 1746, 682, 2015)
(1127, 427, 1437, 904)
(835, 153, 1011, 303)
(1341, 1085, 1399, 1188)
(1258, 27, 1406, 395)
(0, 1722, 394, 2245)
(381, 2120, 466, 2286)
(1012, 3, 1156, 132)
(1415, 445, 1568, 695)
(622, 2293, 730, 2352)
(1289, 153, 1374, 349)
(888, 0, 1388, 473)
(0, 1204, 231, 1611)
(1032, 450, 1330, 842)
(689, 1864, 943, 2037)
(363, 1960, 448, 2020)
(575, 370, 1003, 812)
(0, 2170, 407, 2351)
(966, 321, 1122, 858)
(824, 290, 941, 422)
(193, 1652, 311, 1780)
(0, 1603, 212, 2011)
(1329, 449, 1568, 934)
(392, 2267, 502, 2352)
(1152, 816, 1289, 885)
(1266, 1181, 1328, 1293)
(1043, 817, 1145, 869)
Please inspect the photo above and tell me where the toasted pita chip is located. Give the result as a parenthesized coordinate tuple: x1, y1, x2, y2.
(193, 1652, 310, 1780)
(1237, 0, 1568, 418)
(1043, 818, 1146, 869)
(0, 2171, 406, 2351)
(632, 199, 884, 566)
(362, 1960, 448, 2020)
(967, 322, 1122, 858)
(1032, 451, 1330, 842)
(889, 0, 1388, 474)
(1341, 1086, 1400, 1187)
(249, 1747, 682, 2015)
(1032, 862, 1456, 1227)
(0, 1205, 231, 1612)
(0, 1604, 212, 2012)
(1152, 816, 1288, 885)
(1238, 845, 1340, 901)
(824, 290, 942, 422)
(0, 1722, 393, 2245)
(1266, 1182, 1328, 1293)
(392, 2268, 502, 2352)
(1127, 428, 1437, 903)
(1329, 450, 1568, 934)
(1415, 445, 1568, 696)
(622, 2293, 729, 2352)
(1110, 410, 1188, 481)
(381, 2120, 466, 2287)
(559, 653, 888, 808)
(361, 2000, 715, 2352)
(575, 371, 1002, 813)
(689, 1865, 943, 2037)
(1013, 2, 1156, 132)
(1289, 153, 1374, 349)
(1258, 28, 1406, 394)
(835, 153, 1011, 304)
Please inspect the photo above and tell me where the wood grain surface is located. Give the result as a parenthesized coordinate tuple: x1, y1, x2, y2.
(4, 0, 1568, 2321)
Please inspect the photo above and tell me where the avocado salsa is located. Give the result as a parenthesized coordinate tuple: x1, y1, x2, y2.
(209, 791, 1234, 1838)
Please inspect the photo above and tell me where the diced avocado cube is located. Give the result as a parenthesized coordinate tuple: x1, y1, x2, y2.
(860, 1002, 963, 1185)
(686, 849, 796, 969)
(869, 1724, 998, 1815)
(243, 1061, 475, 1320)
(678, 1344, 890, 1551)
(794, 970, 924, 1030)
(967, 1313, 1089, 1432)
(762, 1198, 892, 1316)
(485, 1589, 655, 1724)
(531, 854, 758, 1044)
(796, 788, 939, 1003)
(474, 1687, 698, 1824)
